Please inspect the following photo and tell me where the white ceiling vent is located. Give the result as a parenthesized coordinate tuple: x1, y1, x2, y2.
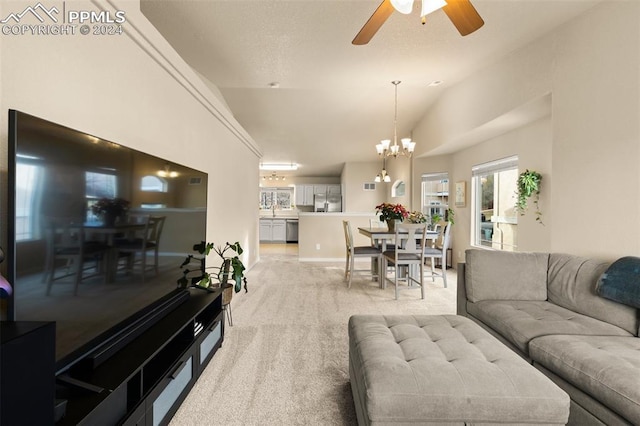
(363, 182, 376, 191)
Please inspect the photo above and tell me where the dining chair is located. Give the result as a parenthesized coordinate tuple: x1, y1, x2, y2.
(43, 217, 109, 295)
(369, 218, 384, 228)
(423, 222, 452, 288)
(382, 222, 428, 299)
(114, 214, 155, 282)
(342, 220, 382, 288)
(146, 215, 166, 275)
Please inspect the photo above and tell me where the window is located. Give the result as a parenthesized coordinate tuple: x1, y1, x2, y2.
(86, 171, 117, 222)
(391, 180, 405, 197)
(471, 156, 518, 251)
(15, 163, 42, 241)
(141, 175, 168, 192)
(260, 187, 293, 210)
(421, 173, 449, 221)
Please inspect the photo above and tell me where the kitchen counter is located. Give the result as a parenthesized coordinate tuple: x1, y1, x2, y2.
(259, 217, 299, 242)
(259, 215, 298, 220)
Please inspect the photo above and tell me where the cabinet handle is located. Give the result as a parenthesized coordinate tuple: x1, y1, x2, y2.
(208, 321, 219, 332)
(169, 361, 187, 380)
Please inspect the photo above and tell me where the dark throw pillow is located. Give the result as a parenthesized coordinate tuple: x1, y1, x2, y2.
(595, 256, 640, 309)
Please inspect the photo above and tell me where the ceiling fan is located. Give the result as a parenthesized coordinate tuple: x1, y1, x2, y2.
(352, 0, 484, 45)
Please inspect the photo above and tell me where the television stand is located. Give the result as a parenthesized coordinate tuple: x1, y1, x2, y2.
(57, 287, 224, 425)
(56, 375, 104, 394)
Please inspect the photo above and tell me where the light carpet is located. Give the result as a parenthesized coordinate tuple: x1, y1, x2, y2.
(170, 252, 458, 426)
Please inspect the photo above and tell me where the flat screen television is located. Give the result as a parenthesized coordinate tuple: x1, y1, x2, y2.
(6, 110, 208, 373)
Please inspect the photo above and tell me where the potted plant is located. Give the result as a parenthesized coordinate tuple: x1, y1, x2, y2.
(177, 241, 248, 305)
(91, 197, 130, 226)
(429, 212, 443, 230)
(446, 208, 455, 225)
(515, 170, 543, 224)
(407, 211, 427, 224)
(375, 203, 409, 232)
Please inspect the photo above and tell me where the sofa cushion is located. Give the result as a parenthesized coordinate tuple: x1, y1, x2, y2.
(548, 254, 638, 336)
(465, 249, 549, 303)
(467, 300, 633, 354)
(530, 335, 640, 424)
(596, 256, 640, 309)
(349, 314, 569, 424)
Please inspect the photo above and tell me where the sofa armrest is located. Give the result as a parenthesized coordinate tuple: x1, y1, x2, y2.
(457, 262, 468, 316)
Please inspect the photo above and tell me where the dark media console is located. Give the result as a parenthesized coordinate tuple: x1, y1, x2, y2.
(1, 288, 224, 426)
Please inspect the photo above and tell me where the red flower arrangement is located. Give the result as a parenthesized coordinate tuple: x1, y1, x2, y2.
(375, 202, 409, 222)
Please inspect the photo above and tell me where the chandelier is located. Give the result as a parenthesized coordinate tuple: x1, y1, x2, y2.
(375, 158, 391, 183)
(157, 164, 178, 178)
(375, 81, 416, 158)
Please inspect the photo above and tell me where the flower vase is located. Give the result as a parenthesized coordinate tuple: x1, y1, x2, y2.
(386, 219, 396, 233)
(102, 212, 117, 227)
(221, 283, 234, 306)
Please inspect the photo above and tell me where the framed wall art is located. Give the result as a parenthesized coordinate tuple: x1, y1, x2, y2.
(455, 181, 466, 207)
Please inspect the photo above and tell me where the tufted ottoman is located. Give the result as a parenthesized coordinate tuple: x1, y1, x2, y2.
(349, 315, 570, 425)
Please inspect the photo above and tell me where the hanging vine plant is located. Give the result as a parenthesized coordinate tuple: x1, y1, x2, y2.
(515, 169, 543, 225)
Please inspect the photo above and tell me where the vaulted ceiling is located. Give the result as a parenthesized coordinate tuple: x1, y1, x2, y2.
(141, 0, 600, 177)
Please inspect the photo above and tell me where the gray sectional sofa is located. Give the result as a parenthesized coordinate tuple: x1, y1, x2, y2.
(457, 249, 640, 425)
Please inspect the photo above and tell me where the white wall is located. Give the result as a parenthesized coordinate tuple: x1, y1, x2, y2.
(452, 117, 552, 258)
(342, 161, 386, 213)
(0, 0, 262, 268)
(412, 1, 639, 262)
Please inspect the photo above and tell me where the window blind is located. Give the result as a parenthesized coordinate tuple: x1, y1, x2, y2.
(471, 156, 518, 176)
(421, 172, 449, 182)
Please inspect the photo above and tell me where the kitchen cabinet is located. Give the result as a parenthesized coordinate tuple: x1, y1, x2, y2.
(312, 185, 341, 196)
(259, 219, 286, 242)
(327, 185, 341, 196)
(295, 185, 315, 206)
(295, 184, 340, 206)
(313, 185, 326, 195)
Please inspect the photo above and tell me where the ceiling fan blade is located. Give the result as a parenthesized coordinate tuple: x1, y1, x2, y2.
(442, 0, 484, 36)
(352, 0, 395, 45)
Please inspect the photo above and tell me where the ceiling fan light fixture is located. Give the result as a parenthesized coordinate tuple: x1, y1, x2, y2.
(390, 0, 413, 14)
(421, 0, 447, 17)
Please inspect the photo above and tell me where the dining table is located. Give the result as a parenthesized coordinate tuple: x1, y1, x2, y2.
(358, 226, 440, 287)
(357, 227, 439, 251)
(82, 221, 147, 282)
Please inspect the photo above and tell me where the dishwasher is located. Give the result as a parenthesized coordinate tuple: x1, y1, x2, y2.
(286, 219, 298, 243)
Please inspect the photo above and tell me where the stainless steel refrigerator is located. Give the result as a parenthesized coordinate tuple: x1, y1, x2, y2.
(314, 194, 342, 212)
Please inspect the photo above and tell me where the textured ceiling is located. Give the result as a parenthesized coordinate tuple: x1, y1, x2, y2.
(141, 0, 600, 177)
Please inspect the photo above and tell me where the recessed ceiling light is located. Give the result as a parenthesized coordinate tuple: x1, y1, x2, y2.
(428, 80, 443, 87)
(268, 82, 280, 88)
